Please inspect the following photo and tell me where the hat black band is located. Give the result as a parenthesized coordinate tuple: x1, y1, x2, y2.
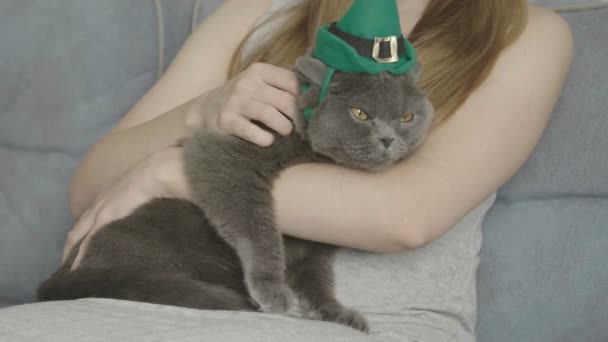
(328, 23, 405, 61)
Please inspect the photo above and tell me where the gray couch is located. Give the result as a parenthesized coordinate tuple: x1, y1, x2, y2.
(0, 1, 606, 341)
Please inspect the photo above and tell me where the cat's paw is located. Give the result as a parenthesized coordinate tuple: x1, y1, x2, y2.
(309, 304, 369, 333)
(246, 274, 295, 313)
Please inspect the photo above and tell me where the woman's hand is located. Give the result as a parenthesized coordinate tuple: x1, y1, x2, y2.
(63, 147, 189, 270)
(187, 62, 300, 147)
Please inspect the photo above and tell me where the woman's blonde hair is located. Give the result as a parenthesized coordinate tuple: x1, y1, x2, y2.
(229, 0, 528, 124)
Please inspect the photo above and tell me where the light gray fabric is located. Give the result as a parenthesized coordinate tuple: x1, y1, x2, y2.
(0, 299, 371, 342)
(333, 195, 495, 341)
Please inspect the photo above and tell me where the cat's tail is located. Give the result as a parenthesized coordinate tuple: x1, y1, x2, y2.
(37, 268, 257, 311)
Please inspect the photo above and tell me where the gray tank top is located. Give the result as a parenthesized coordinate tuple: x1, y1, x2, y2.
(241, 0, 302, 60)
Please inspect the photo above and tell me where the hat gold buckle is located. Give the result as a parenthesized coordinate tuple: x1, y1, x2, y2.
(372, 36, 399, 63)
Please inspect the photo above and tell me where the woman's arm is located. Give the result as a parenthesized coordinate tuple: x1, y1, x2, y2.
(273, 6, 574, 252)
(69, 0, 274, 216)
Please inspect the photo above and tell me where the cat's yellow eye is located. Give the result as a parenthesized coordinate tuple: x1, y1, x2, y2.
(351, 107, 369, 121)
(401, 113, 415, 123)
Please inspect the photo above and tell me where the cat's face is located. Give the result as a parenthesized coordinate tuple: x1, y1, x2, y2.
(296, 57, 433, 170)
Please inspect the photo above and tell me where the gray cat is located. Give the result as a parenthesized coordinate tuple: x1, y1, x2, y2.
(37, 56, 433, 333)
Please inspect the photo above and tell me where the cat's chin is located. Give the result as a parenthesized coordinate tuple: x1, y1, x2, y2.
(346, 155, 395, 172)
(315, 148, 400, 171)
(366, 162, 392, 172)
(364, 151, 410, 171)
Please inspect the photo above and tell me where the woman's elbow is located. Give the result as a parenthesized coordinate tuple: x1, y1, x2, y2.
(394, 225, 431, 251)
(379, 217, 432, 253)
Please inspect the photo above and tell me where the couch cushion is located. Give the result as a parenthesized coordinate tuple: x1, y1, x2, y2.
(0, 0, 157, 154)
(478, 199, 608, 342)
(0, 0, 220, 304)
(477, 7, 608, 342)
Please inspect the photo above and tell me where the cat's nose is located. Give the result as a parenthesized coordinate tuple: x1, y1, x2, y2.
(379, 137, 395, 148)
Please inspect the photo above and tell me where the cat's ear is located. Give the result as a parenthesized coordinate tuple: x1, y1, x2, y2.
(409, 62, 423, 81)
(295, 56, 328, 86)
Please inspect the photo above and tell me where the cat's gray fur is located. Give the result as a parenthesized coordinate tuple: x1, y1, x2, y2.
(37, 57, 433, 333)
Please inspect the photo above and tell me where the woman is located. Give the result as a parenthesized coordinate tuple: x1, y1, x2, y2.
(63, 0, 572, 338)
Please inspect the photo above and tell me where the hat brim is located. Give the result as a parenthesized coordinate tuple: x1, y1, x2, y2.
(313, 25, 416, 75)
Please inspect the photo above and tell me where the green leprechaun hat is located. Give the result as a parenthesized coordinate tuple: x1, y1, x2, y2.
(302, 0, 417, 121)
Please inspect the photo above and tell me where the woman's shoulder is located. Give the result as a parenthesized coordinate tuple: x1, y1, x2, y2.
(486, 5, 573, 89)
(523, 5, 573, 54)
(530, 5, 572, 30)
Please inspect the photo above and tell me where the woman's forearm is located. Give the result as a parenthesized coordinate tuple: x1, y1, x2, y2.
(273, 163, 422, 253)
(69, 98, 199, 216)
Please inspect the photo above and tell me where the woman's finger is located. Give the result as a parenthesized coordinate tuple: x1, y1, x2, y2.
(250, 63, 299, 96)
(70, 207, 111, 271)
(241, 100, 292, 136)
(255, 83, 298, 122)
(62, 207, 94, 263)
(224, 113, 274, 146)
